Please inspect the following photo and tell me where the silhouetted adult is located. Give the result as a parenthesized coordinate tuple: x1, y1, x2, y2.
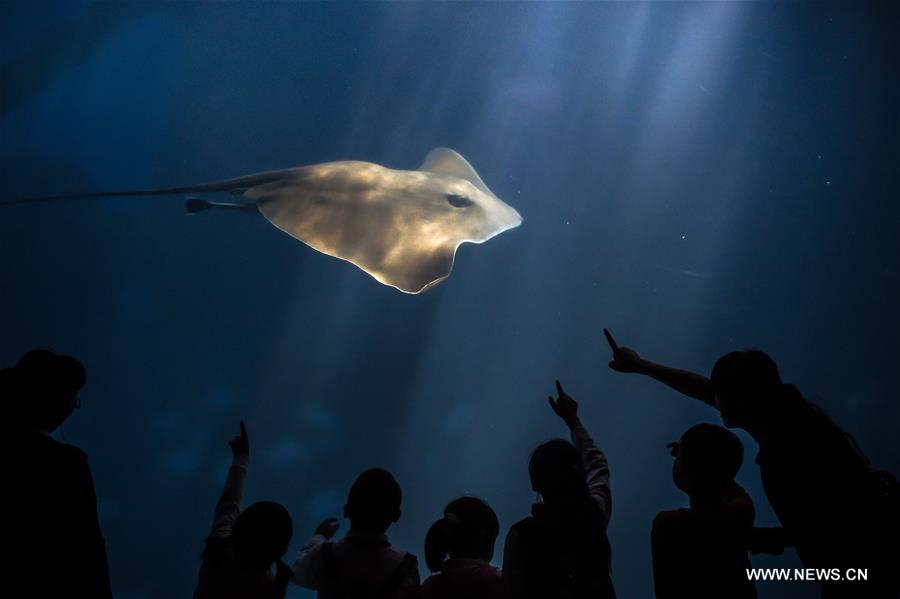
(194, 422, 294, 599)
(604, 329, 898, 598)
(422, 496, 501, 599)
(4, 349, 112, 598)
(503, 381, 616, 599)
(652, 424, 756, 599)
(292, 468, 420, 598)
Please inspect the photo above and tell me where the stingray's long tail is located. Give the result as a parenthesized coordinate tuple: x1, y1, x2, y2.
(0, 169, 290, 208)
(0, 185, 212, 207)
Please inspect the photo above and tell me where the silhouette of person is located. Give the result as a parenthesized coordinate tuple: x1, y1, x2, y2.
(292, 467, 420, 598)
(194, 422, 294, 599)
(422, 496, 501, 599)
(603, 329, 898, 598)
(503, 381, 616, 599)
(4, 349, 112, 598)
(652, 424, 756, 599)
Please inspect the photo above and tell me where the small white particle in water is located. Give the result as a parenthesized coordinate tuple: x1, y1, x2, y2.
(565, 220, 570, 225)
(825, 180, 832, 186)
(681, 234, 686, 240)
(817, 154, 822, 160)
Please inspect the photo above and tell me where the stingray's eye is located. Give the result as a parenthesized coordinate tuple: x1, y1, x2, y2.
(445, 194, 473, 208)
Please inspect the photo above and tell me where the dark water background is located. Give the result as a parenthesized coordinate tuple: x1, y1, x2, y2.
(2, 2, 898, 598)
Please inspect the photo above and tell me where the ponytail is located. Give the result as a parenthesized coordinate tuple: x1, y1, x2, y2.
(424, 513, 460, 572)
(424, 497, 499, 573)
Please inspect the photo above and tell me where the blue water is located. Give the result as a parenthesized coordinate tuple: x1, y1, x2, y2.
(2, 2, 898, 598)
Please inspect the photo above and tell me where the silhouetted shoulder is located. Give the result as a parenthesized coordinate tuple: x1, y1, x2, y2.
(652, 509, 692, 534)
(421, 562, 500, 599)
(55, 439, 90, 463)
(17, 427, 83, 454)
(16, 429, 87, 467)
(508, 515, 537, 538)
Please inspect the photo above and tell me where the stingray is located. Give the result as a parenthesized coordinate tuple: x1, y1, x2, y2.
(3, 148, 522, 293)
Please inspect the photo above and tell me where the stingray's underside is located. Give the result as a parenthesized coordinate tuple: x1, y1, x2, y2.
(257, 192, 461, 294)
(248, 157, 521, 294)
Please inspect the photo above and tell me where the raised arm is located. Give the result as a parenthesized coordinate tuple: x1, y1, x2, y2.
(603, 328, 715, 406)
(209, 421, 250, 539)
(549, 380, 611, 525)
(291, 517, 340, 589)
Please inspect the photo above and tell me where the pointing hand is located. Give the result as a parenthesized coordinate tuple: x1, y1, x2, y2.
(315, 517, 341, 540)
(229, 421, 250, 460)
(548, 380, 580, 429)
(604, 328, 643, 373)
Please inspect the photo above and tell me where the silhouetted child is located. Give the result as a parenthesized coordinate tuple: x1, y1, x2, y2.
(422, 496, 501, 599)
(604, 329, 899, 598)
(503, 381, 616, 599)
(292, 467, 420, 598)
(651, 424, 756, 599)
(194, 422, 294, 599)
(4, 349, 112, 598)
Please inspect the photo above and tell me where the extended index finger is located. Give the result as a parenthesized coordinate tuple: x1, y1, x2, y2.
(240, 420, 248, 440)
(603, 328, 619, 351)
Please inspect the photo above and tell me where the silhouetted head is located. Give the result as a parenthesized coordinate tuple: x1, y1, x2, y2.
(669, 424, 743, 496)
(232, 501, 293, 568)
(528, 438, 589, 505)
(710, 349, 782, 429)
(344, 468, 402, 533)
(6, 349, 86, 433)
(424, 496, 499, 572)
